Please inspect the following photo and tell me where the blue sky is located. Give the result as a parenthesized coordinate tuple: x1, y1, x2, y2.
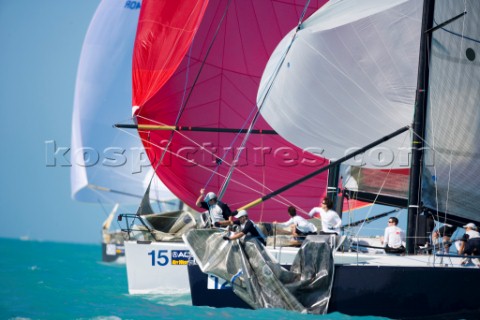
(0, 0, 106, 243)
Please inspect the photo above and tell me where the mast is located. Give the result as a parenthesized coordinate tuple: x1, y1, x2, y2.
(327, 164, 340, 214)
(407, 0, 435, 254)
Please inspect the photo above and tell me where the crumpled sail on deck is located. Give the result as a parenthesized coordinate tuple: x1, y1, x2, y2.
(132, 0, 335, 221)
(71, 0, 175, 204)
(183, 229, 334, 314)
(258, 0, 422, 199)
(422, 1, 480, 222)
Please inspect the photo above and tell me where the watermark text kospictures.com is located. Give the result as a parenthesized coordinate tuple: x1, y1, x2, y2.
(45, 140, 433, 173)
(45, 140, 152, 174)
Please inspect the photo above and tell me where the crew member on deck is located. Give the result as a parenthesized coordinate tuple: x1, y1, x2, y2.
(196, 189, 232, 227)
(432, 223, 456, 253)
(382, 217, 406, 254)
(223, 210, 266, 246)
(274, 206, 317, 244)
(308, 197, 342, 235)
(458, 223, 480, 266)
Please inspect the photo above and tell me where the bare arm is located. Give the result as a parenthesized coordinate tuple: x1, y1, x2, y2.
(215, 220, 233, 227)
(196, 188, 205, 207)
(228, 231, 245, 241)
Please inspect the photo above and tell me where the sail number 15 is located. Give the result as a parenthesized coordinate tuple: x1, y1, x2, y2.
(147, 249, 190, 266)
(148, 249, 169, 266)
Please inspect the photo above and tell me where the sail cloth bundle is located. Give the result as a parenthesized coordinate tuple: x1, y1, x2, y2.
(135, 209, 202, 241)
(183, 229, 334, 314)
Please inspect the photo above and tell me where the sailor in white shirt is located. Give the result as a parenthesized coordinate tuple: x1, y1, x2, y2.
(382, 217, 406, 253)
(273, 206, 317, 235)
(308, 197, 342, 234)
(195, 189, 232, 227)
(273, 206, 317, 246)
(459, 223, 480, 266)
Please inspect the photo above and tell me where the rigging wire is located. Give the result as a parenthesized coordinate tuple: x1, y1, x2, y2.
(420, 1, 470, 229)
(152, 0, 232, 198)
(218, 0, 315, 203)
(443, 0, 468, 227)
(134, 0, 228, 213)
(352, 130, 411, 239)
(128, 0, 323, 215)
(116, 123, 296, 210)
(97, 199, 110, 217)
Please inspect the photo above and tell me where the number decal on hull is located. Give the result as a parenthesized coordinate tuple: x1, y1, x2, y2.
(147, 250, 190, 266)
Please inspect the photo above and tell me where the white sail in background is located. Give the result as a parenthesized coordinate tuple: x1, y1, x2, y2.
(258, 0, 422, 169)
(71, 0, 175, 204)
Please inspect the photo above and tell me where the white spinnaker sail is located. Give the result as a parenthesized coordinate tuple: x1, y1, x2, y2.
(258, 0, 422, 169)
(70, 0, 174, 204)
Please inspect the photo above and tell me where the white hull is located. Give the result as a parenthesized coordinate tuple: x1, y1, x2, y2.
(124, 241, 191, 294)
(124, 240, 300, 294)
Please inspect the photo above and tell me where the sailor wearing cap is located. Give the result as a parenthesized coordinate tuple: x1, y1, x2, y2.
(223, 210, 266, 246)
(459, 223, 480, 263)
(196, 188, 232, 227)
(464, 223, 478, 231)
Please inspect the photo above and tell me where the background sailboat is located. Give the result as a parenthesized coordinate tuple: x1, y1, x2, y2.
(71, 0, 177, 263)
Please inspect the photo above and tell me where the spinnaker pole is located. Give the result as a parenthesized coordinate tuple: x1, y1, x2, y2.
(114, 123, 276, 134)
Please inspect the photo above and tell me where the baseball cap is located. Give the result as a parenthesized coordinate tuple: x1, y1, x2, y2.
(235, 210, 248, 219)
(204, 192, 217, 202)
(463, 223, 477, 230)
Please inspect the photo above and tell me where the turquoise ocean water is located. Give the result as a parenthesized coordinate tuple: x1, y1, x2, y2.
(1, 237, 388, 320)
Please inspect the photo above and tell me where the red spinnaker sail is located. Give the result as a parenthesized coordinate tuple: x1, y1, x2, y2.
(133, 0, 338, 221)
(132, 0, 208, 110)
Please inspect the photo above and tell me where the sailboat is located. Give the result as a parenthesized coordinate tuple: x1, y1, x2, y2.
(71, 0, 178, 263)
(183, 0, 480, 318)
(118, 0, 377, 294)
